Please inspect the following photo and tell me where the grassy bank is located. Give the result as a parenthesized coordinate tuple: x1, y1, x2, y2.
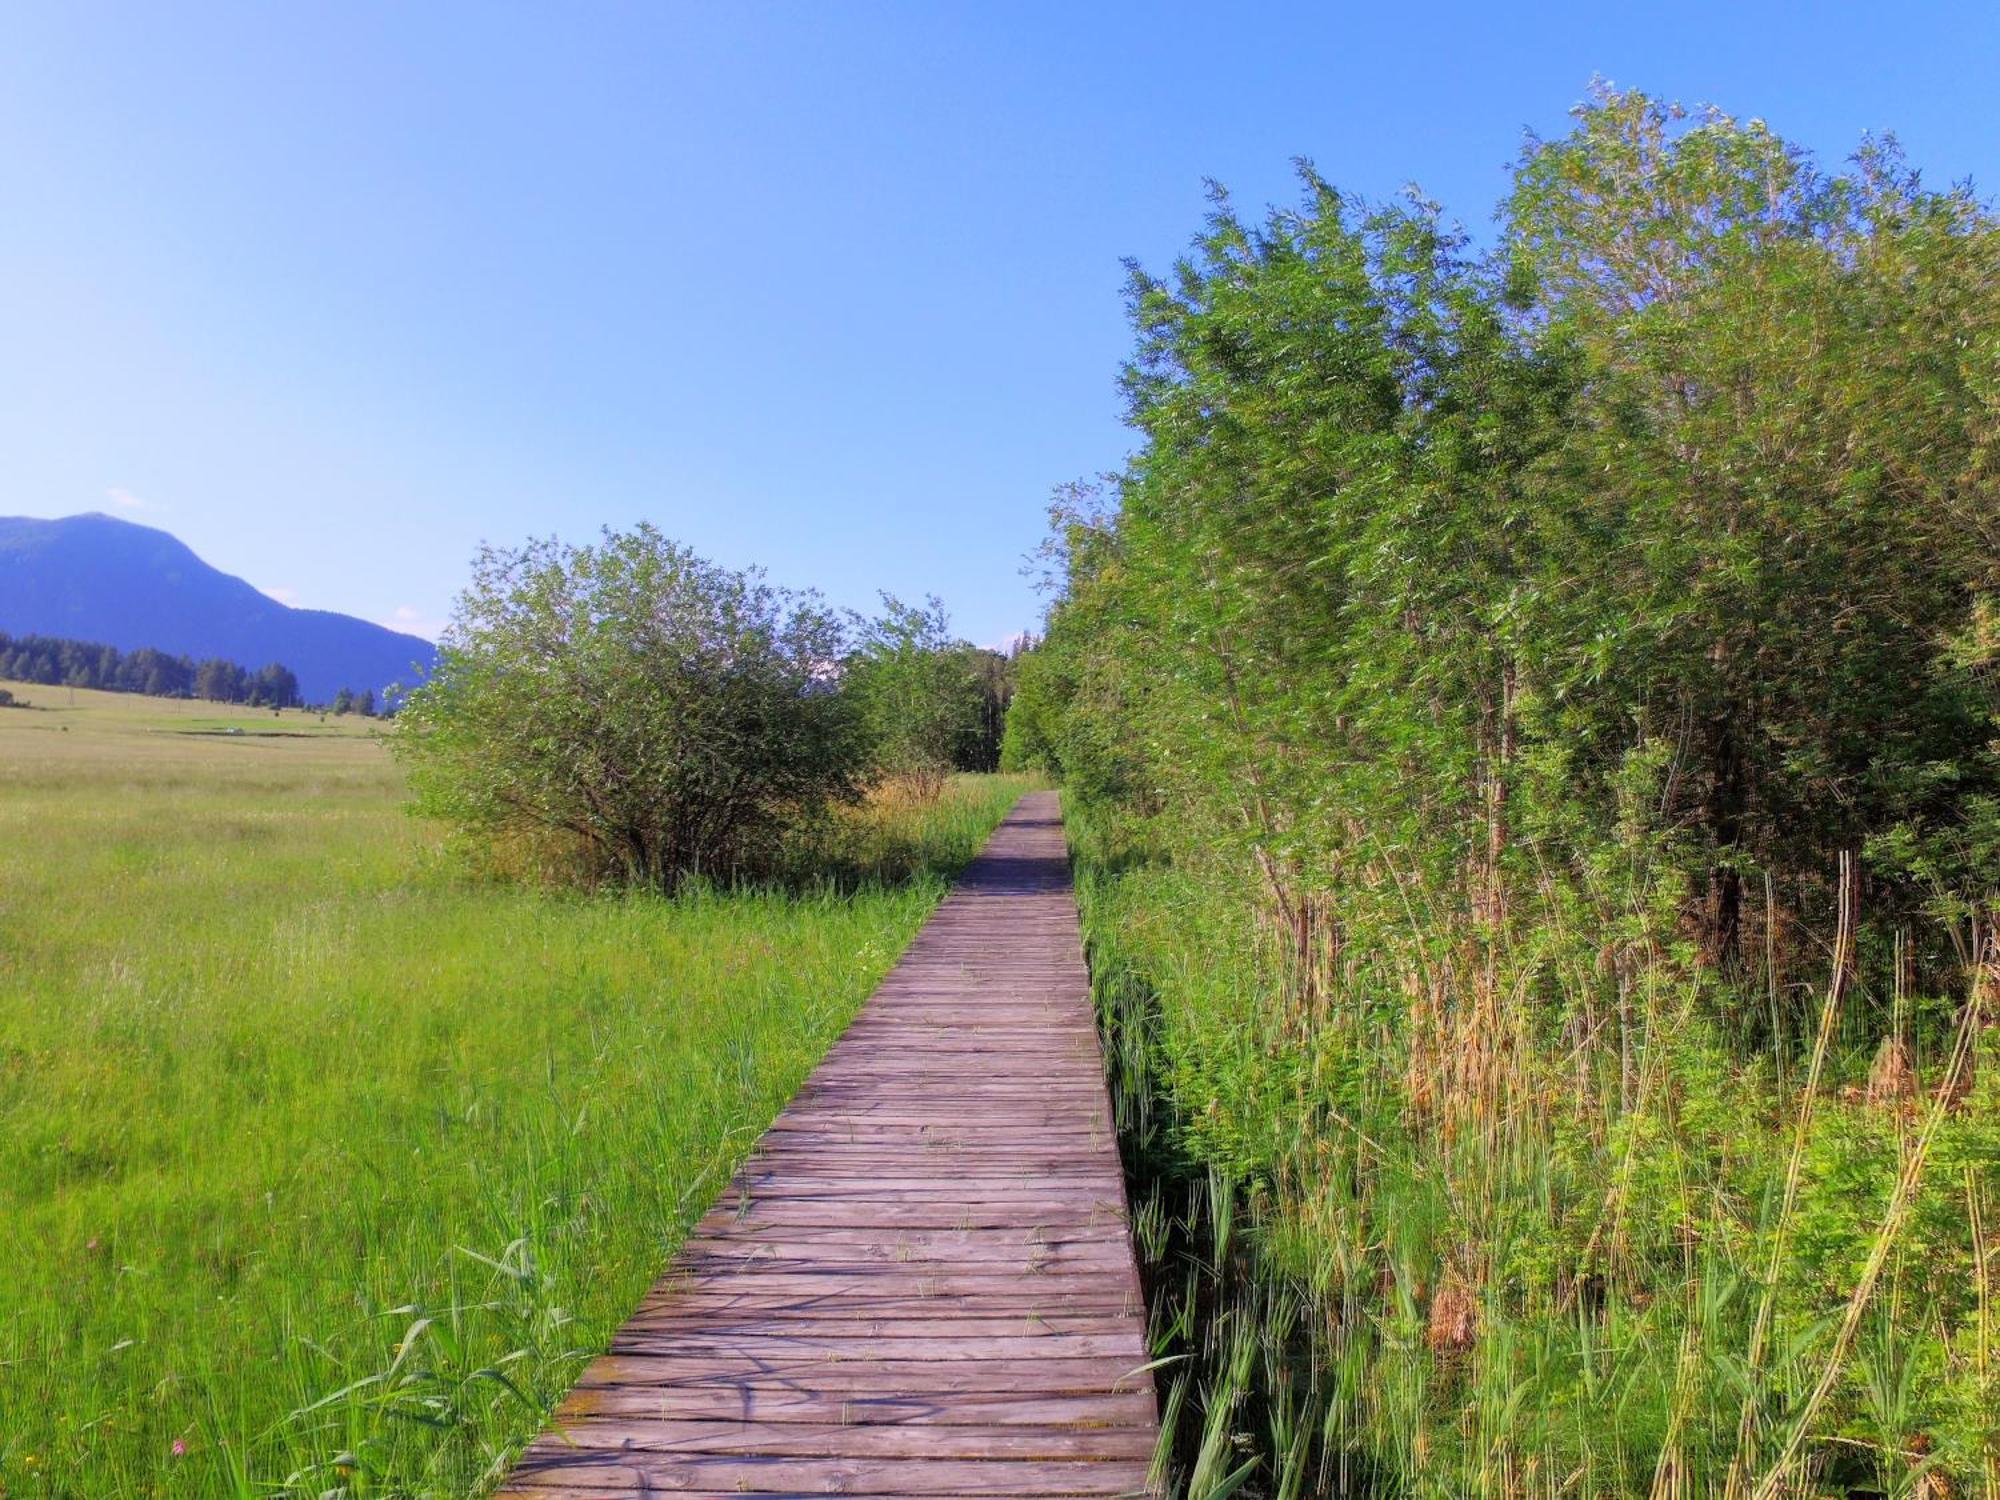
(0, 682, 1030, 1496)
(1071, 804, 1998, 1500)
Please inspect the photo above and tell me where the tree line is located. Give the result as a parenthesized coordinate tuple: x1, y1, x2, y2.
(0, 631, 305, 708)
(391, 527, 1017, 886)
(1013, 83, 1998, 1034)
(1004, 87, 1998, 1495)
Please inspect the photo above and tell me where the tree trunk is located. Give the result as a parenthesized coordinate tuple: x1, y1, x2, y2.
(1701, 712, 1748, 969)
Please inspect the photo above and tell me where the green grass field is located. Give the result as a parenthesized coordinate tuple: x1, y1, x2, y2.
(0, 682, 1030, 1497)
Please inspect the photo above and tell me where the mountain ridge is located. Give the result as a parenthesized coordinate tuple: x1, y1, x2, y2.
(0, 512, 437, 703)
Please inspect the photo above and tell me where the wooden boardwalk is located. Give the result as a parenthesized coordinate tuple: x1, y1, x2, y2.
(499, 791, 1159, 1498)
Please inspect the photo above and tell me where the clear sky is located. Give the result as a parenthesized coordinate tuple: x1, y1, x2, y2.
(2, 3, 1993, 647)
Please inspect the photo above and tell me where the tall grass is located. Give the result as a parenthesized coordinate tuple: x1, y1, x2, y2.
(1070, 804, 1999, 1500)
(0, 682, 1032, 1495)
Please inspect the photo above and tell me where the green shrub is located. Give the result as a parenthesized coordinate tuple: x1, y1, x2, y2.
(393, 524, 863, 886)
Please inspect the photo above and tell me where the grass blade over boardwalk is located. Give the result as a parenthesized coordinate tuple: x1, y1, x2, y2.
(498, 791, 1160, 1497)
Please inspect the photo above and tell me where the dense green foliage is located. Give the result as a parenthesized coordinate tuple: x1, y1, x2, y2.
(398, 534, 1022, 880)
(0, 683, 1030, 1496)
(394, 525, 864, 887)
(0, 629, 302, 706)
(845, 595, 1016, 793)
(1018, 87, 1999, 1497)
(961, 642, 1018, 774)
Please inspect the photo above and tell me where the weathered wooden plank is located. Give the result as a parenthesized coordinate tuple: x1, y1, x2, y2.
(567, 1355, 1150, 1390)
(711, 1160, 1125, 1182)
(514, 1418, 1156, 1459)
(759, 1124, 1119, 1143)
(632, 1272, 1144, 1304)
(746, 1132, 1114, 1147)
(495, 792, 1158, 1496)
(681, 1207, 1129, 1232)
(506, 1454, 1154, 1496)
(720, 1184, 1122, 1202)
(619, 1292, 1145, 1322)
(679, 1224, 1131, 1250)
(619, 1313, 1146, 1339)
(607, 1330, 1148, 1361)
(672, 1251, 1134, 1277)
(696, 1209, 1128, 1230)
(664, 1251, 1133, 1276)
(549, 1385, 1159, 1426)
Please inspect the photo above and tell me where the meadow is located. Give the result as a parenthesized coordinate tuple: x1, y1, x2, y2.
(0, 681, 1030, 1496)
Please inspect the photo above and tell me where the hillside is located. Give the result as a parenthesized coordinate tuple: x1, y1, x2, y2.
(0, 513, 436, 703)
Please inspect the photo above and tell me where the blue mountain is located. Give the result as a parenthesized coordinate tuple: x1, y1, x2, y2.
(0, 512, 436, 704)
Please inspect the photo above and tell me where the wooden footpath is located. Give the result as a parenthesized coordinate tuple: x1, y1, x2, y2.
(498, 790, 1160, 1498)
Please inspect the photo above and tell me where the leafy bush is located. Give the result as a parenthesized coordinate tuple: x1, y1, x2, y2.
(393, 524, 862, 886)
(844, 594, 988, 800)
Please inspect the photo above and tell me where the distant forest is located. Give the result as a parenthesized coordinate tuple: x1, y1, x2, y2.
(0, 630, 312, 709)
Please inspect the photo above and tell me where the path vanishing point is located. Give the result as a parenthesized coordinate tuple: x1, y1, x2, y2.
(498, 790, 1161, 1498)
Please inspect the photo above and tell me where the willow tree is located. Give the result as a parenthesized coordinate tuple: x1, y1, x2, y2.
(393, 524, 861, 886)
(1504, 86, 2000, 985)
(843, 595, 986, 800)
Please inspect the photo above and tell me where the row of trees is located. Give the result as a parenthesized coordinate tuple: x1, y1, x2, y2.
(392, 527, 1016, 886)
(1015, 85, 1999, 1022)
(1006, 87, 1998, 1493)
(843, 595, 1016, 793)
(0, 631, 305, 708)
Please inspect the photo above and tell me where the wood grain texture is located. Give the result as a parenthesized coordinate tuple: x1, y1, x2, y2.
(497, 792, 1160, 1498)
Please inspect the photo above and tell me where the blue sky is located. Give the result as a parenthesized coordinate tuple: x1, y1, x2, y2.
(3, 3, 1993, 647)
